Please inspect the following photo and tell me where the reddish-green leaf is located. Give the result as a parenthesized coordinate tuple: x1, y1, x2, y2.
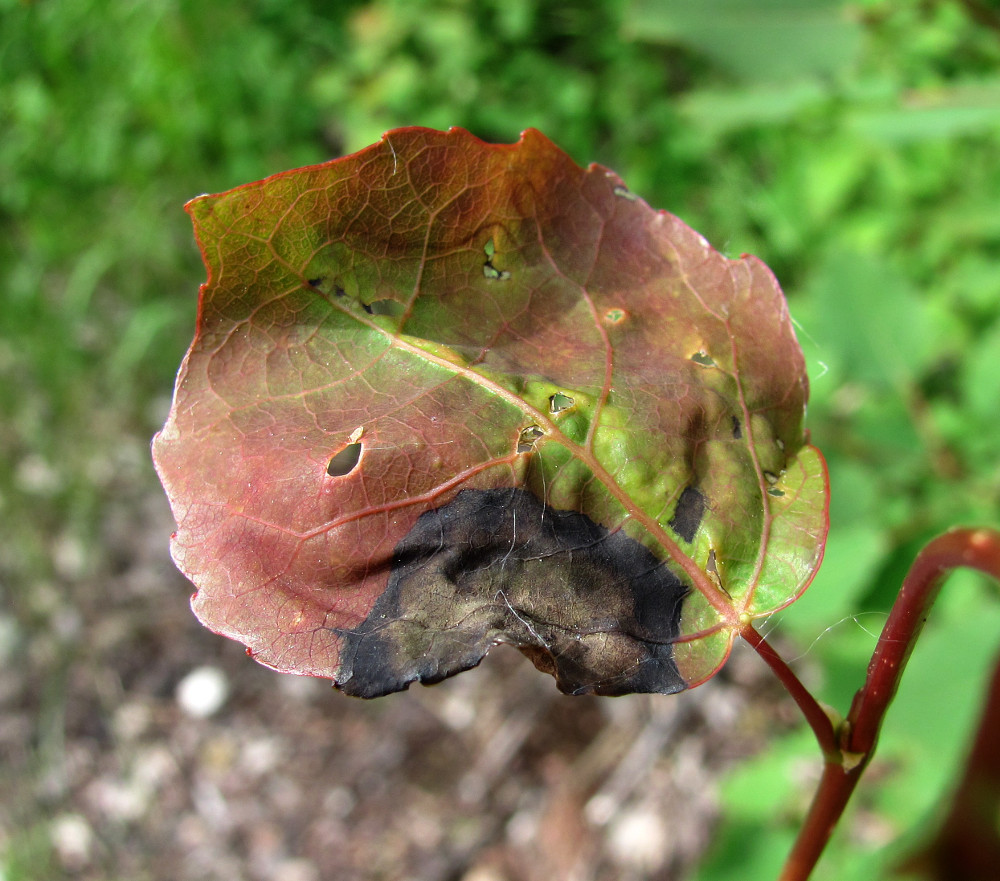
(153, 127, 829, 698)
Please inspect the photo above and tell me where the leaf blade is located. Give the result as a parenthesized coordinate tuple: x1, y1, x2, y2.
(153, 126, 829, 696)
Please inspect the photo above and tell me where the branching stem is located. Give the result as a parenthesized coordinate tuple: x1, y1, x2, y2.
(742, 527, 1000, 881)
(739, 623, 838, 759)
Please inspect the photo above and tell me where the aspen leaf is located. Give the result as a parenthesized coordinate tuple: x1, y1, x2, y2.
(153, 127, 829, 698)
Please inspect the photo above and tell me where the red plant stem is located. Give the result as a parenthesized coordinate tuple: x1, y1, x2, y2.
(744, 527, 1000, 881)
(739, 623, 838, 759)
(898, 645, 1000, 878)
(845, 528, 1000, 755)
(777, 761, 866, 881)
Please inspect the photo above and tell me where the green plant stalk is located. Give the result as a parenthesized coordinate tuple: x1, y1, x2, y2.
(742, 527, 1000, 881)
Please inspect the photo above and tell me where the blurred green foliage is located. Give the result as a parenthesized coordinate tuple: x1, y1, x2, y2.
(2, 0, 999, 878)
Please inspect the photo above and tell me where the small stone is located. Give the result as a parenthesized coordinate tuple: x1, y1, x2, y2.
(176, 666, 229, 718)
(608, 807, 669, 871)
(323, 786, 356, 819)
(50, 813, 94, 870)
(273, 858, 320, 881)
(113, 700, 152, 741)
(15, 454, 60, 495)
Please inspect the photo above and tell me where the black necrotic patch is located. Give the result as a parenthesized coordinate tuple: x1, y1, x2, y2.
(669, 486, 706, 543)
(335, 488, 688, 698)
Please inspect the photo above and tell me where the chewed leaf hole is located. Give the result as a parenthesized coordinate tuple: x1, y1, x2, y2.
(305, 276, 346, 298)
(483, 237, 511, 281)
(764, 471, 785, 496)
(517, 425, 544, 453)
(484, 265, 511, 281)
(362, 299, 404, 316)
(603, 308, 627, 325)
(327, 442, 363, 477)
(691, 351, 716, 367)
(549, 392, 575, 414)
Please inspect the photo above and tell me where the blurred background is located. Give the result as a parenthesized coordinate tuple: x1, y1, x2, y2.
(2, 0, 999, 878)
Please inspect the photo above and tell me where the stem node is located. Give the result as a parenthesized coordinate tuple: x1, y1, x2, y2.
(746, 527, 1000, 881)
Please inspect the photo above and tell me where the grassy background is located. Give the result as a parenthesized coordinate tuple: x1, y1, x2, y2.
(3, 0, 999, 878)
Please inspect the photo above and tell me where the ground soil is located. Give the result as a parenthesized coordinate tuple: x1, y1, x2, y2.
(3, 433, 795, 881)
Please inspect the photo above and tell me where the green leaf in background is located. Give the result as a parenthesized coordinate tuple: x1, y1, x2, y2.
(624, 0, 863, 83)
